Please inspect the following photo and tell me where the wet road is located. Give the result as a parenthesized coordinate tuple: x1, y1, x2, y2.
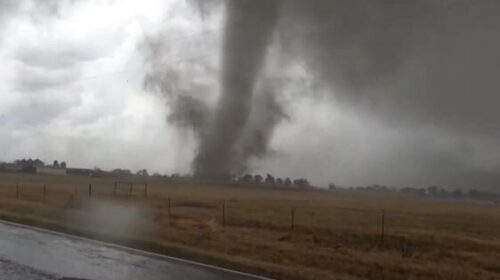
(0, 221, 270, 280)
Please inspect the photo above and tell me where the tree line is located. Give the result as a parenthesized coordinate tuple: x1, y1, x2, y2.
(0, 158, 67, 173)
(342, 184, 500, 202)
(236, 173, 311, 188)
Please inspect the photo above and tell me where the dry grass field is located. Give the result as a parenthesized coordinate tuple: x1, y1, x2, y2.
(0, 172, 500, 280)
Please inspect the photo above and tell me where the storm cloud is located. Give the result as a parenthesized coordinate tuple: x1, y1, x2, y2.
(268, 0, 500, 188)
(279, 1, 500, 137)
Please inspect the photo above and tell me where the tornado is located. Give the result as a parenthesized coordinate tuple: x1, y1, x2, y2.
(193, 0, 280, 181)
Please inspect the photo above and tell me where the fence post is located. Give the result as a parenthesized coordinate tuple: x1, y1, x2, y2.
(16, 183, 19, 199)
(88, 183, 92, 198)
(167, 197, 171, 225)
(381, 210, 385, 244)
(291, 207, 295, 231)
(43, 184, 47, 203)
(401, 236, 407, 257)
(222, 201, 226, 227)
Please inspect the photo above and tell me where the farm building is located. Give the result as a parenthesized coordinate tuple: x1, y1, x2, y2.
(36, 166, 67, 176)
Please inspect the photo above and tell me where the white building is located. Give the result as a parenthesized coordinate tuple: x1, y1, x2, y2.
(36, 166, 67, 176)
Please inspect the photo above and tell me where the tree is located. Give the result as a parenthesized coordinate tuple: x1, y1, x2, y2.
(22, 165, 36, 173)
(136, 169, 149, 177)
(239, 174, 253, 184)
(427, 185, 438, 196)
(468, 189, 499, 201)
(284, 178, 292, 187)
(33, 159, 44, 167)
(328, 183, 336, 191)
(276, 178, 284, 185)
(452, 188, 464, 198)
(438, 188, 450, 198)
(13, 158, 44, 168)
(254, 174, 263, 184)
(293, 178, 310, 188)
(53, 160, 59, 167)
(264, 174, 275, 185)
(400, 187, 425, 196)
(60, 161, 67, 168)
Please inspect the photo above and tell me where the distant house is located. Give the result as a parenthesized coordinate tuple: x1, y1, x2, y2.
(36, 166, 67, 176)
(67, 167, 93, 176)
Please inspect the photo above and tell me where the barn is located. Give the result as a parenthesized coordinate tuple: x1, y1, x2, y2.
(36, 166, 67, 176)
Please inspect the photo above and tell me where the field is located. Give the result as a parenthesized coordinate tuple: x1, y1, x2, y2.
(0, 172, 500, 280)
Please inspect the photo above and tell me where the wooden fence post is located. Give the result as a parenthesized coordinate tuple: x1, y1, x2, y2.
(88, 183, 92, 198)
(291, 207, 295, 231)
(222, 201, 226, 227)
(167, 197, 171, 225)
(401, 236, 407, 257)
(381, 210, 385, 244)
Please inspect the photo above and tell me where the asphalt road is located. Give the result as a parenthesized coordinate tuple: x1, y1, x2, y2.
(0, 220, 270, 280)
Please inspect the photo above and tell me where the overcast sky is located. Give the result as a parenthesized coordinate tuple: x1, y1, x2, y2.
(1, 0, 500, 190)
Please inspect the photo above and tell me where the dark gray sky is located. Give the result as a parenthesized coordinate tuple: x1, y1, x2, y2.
(1, 0, 500, 190)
